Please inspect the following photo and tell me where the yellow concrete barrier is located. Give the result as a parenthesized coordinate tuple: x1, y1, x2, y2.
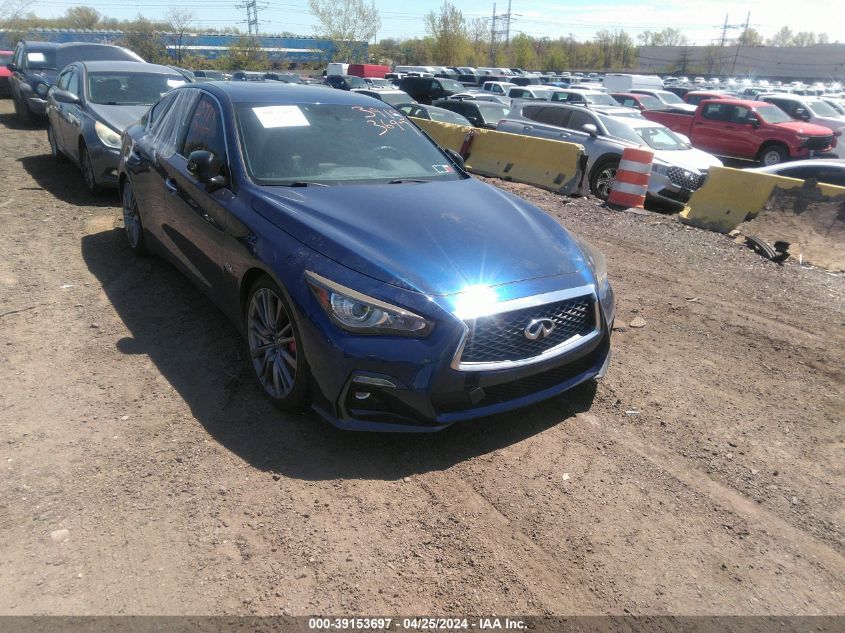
(680, 166, 845, 233)
(411, 118, 584, 194)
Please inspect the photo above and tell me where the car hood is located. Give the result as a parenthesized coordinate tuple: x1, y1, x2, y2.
(809, 115, 845, 132)
(251, 178, 588, 296)
(87, 103, 150, 132)
(654, 146, 723, 171)
(26, 69, 58, 85)
(772, 120, 834, 136)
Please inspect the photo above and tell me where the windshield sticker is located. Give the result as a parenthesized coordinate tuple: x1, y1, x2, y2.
(253, 105, 310, 128)
(432, 164, 454, 174)
(27, 52, 46, 63)
(352, 105, 410, 136)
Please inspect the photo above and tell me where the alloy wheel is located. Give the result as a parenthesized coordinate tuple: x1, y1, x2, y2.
(595, 166, 617, 199)
(122, 188, 141, 249)
(247, 287, 298, 399)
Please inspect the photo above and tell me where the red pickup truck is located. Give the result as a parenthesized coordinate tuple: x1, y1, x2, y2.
(643, 98, 835, 165)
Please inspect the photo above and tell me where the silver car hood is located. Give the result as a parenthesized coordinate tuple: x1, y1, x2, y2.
(653, 147, 723, 172)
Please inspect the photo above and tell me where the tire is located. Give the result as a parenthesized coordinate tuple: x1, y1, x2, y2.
(589, 158, 620, 201)
(758, 144, 788, 167)
(79, 143, 104, 195)
(244, 276, 310, 411)
(47, 123, 66, 162)
(13, 94, 33, 126)
(121, 181, 147, 256)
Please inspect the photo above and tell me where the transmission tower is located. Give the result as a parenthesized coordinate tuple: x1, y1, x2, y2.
(236, 0, 266, 36)
(489, 1, 513, 65)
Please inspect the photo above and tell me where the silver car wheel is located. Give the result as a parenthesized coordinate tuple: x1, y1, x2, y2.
(595, 167, 617, 199)
(762, 150, 782, 166)
(247, 287, 297, 399)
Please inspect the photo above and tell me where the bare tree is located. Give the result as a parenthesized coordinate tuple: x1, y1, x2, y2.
(167, 8, 196, 64)
(307, 0, 380, 62)
(64, 6, 100, 29)
(0, 0, 33, 28)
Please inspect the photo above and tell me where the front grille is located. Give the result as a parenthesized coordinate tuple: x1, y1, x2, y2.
(803, 135, 833, 151)
(459, 296, 595, 364)
(666, 166, 706, 191)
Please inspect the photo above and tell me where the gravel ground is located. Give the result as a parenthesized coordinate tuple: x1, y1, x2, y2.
(0, 99, 843, 616)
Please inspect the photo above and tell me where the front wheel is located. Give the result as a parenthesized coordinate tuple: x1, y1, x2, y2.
(245, 277, 310, 411)
(47, 123, 66, 162)
(80, 144, 104, 195)
(590, 158, 619, 201)
(759, 144, 788, 166)
(121, 182, 147, 256)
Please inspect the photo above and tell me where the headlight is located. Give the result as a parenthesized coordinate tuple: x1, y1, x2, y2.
(35, 82, 49, 97)
(306, 271, 434, 336)
(573, 236, 614, 325)
(651, 162, 670, 176)
(95, 121, 122, 149)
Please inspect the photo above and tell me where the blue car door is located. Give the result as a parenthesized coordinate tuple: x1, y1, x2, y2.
(157, 92, 231, 296)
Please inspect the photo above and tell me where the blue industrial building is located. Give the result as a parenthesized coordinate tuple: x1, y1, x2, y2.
(0, 28, 365, 63)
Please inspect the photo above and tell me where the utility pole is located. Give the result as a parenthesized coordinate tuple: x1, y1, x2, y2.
(236, 0, 264, 36)
(719, 14, 729, 47)
(505, 0, 512, 47)
(490, 0, 512, 65)
(731, 11, 750, 74)
(489, 2, 497, 66)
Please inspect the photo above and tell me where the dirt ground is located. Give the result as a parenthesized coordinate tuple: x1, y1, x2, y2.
(0, 98, 843, 617)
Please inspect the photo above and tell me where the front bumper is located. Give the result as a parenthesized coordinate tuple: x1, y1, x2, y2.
(647, 171, 704, 209)
(86, 138, 121, 188)
(25, 96, 48, 115)
(297, 270, 613, 432)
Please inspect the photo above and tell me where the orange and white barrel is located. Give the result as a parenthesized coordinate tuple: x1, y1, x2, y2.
(607, 147, 654, 209)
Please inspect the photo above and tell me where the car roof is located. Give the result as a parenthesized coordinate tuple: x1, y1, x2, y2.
(197, 82, 389, 106)
(79, 61, 178, 74)
(21, 41, 60, 50)
(755, 158, 845, 172)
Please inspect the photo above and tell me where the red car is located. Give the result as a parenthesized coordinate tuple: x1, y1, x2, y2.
(644, 98, 835, 165)
(0, 50, 13, 97)
(609, 92, 667, 112)
(684, 91, 733, 106)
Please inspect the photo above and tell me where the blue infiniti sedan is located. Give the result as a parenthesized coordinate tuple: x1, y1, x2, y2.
(118, 82, 615, 432)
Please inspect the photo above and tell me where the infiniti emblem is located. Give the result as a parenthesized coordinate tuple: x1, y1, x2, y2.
(524, 318, 555, 340)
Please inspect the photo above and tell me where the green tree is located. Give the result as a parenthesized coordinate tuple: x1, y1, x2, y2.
(120, 15, 167, 63)
(769, 26, 794, 46)
(639, 27, 688, 47)
(792, 31, 816, 47)
(224, 36, 268, 70)
(509, 33, 536, 69)
(736, 28, 764, 47)
(64, 6, 100, 29)
(308, 0, 380, 62)
(424, 1, 469, 65)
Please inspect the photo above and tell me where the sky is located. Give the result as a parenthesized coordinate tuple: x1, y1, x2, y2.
(24, 0, 845, 45)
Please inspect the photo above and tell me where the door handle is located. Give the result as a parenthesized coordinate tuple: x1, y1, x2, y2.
(164, 178, 179, 194)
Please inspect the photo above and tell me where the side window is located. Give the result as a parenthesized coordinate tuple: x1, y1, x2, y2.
(181, 94, 226, 166)
(147, 93, 176, 129)
(492, 84, 502, 94)
(768, 99, 794, 116)
(701, 103, 724, 121)
(57, 69, 72, 91)
(66, 70, 80, 97)
(621, 98, 635, 108)
(150, 88, 199, 155)
(729, 106, 751, 123)
(567, 110, 596, 131)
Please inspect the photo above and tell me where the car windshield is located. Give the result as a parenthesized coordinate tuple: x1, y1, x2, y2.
(756, 104, 793, 124)
(655, 91, 684, 104)
(824, 100, 845, 115)
(586, 93, 619, 106)
(367, 78, 391, 88)
(599, 116, 646, 144)
(429, 108, 470, 125)
(806, 99, 840, 117)
(476, 102, 511, 122)
(87, 73, 187, 105)
(634, 125, 689, 150)
(638, 95, 664, 109)
(439, 79, 465, 92)
(345, 76, 367, 88)
(26, 50, 57, 70)
(376, 92, 411, 106)
(236, 103, 463, 185)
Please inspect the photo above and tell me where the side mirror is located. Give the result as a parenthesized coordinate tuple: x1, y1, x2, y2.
(445, 148, 465, 170)
(582, 123, 598, 137)
(187, 150, 227, 191)
(467, 116, 480, 126)
(6, 62, 16, 72)
(749, 117, 760, 128)
(51, 89, 80, 105)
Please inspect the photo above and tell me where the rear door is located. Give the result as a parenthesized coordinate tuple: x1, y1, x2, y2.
(59, 68, 84, 160)
(719, 104, 758, 158)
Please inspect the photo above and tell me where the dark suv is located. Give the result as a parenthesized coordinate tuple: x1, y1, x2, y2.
(8, 41, 142, 124)
(433, 98, 512, 129)
(398, 76, 465, 105)
(324, 74, 367, 90)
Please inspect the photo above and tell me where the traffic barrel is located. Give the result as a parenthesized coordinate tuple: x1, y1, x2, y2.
(607, 147, 654, 209)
